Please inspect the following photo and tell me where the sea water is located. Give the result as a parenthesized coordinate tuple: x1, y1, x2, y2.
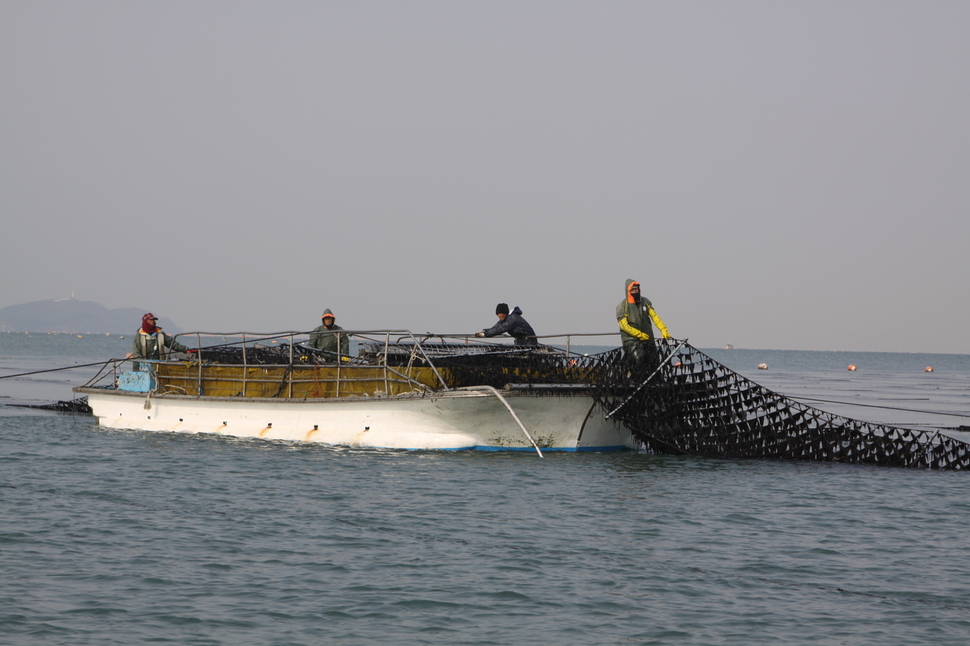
(2, 333, 970, 645)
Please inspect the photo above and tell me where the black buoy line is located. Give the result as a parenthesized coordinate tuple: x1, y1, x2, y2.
(783, 395, 970, 420)
(0, 359, 124, 381)
(0, 360, 124, 414)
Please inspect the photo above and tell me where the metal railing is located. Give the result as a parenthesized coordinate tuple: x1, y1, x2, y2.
(80, 329, 624, 398)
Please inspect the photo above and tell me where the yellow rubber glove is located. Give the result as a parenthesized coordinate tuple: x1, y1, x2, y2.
(619, 316, 653, 341)
(649, 308, 671, 340)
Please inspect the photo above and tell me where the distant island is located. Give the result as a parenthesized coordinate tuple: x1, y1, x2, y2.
(0, 298, 183, 335)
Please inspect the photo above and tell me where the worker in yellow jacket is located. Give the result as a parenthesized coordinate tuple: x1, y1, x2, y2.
(616, 279, 670, 367)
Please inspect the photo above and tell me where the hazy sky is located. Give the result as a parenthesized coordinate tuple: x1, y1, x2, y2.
(2, 2, 968, 353)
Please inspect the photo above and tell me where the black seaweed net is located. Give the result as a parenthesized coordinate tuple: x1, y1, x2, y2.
(193, 343, 349, 365)
(359, 341, 599, 390)
(589, 339, 970, 470)
(18, 396, 92, 413)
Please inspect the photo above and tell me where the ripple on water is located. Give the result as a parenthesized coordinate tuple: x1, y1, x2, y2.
(2, 414, 970, 645)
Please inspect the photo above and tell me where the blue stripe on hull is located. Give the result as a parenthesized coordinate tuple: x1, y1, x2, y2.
(412, 445, 631, 453)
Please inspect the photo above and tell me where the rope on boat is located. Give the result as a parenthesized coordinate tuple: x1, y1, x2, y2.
(782, 395, 970, 420)
(0, 359, 122, 380)
(605, 339, 688, 419)
(457, 386, 544, 458)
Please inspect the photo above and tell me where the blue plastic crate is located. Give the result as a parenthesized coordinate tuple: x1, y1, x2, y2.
(118, 371, 155, 393)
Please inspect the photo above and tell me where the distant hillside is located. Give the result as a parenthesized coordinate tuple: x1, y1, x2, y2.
(0, 298, 183, 334)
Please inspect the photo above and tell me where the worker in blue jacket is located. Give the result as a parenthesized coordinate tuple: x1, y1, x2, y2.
(475, 303, 538, 346)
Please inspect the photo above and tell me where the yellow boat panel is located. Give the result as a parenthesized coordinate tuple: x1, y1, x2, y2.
(154, 364, 443, 399)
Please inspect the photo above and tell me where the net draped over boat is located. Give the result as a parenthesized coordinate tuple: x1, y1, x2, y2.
(136, 337, 970, 470)
(189, 343, 349, 365)
(363, 338, 970, 470)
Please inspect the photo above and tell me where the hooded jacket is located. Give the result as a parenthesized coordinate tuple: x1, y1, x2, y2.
(309, 308, 351, 358)
(481, 306, 538, 346)
(616, 279, 670, 344)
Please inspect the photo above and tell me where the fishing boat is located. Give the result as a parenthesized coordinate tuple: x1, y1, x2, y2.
(74, 330, 634, 455)
(74, 330, 970, 469)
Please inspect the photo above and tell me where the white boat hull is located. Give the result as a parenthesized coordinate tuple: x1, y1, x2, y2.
(78, 388, 634, 452)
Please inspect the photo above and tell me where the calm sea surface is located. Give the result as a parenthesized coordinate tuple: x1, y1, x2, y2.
(2, 333, 970, 645)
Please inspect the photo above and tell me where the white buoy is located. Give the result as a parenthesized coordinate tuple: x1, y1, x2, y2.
(758, 363, 768, 370)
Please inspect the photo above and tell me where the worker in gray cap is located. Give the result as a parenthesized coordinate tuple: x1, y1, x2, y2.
(309, 308, 350, 360)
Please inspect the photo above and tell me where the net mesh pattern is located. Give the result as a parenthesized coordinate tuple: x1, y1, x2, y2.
(192, 343, 348, 365)
(20, 396, 92, 413)
(361, 341, 586, 391)
(589, 340, 970, 470)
